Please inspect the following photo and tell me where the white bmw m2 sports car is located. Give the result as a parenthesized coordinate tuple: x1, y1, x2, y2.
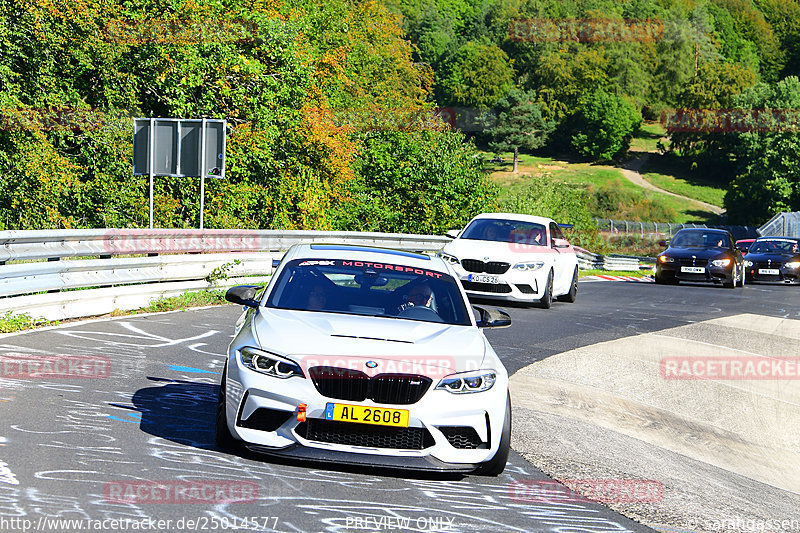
(217, 244, 512, 475)
(440, 213, 579, 308)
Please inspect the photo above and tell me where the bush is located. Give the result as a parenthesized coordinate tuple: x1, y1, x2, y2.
(333, 129, 498, 234)
(499, 174, 605, 251)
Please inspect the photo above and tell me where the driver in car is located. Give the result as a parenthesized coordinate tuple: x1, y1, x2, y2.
(397, 280, 434, 314)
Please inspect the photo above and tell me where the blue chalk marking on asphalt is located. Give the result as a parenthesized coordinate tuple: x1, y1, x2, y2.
(168, 365, 217, 374)
(107, 412, 142, 423)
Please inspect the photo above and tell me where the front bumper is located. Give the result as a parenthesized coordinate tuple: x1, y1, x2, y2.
(451, 266, 549, 302)
(656, 263, 734, 284)
(224, 356, 509, 469)
(745, 265, 800, 283)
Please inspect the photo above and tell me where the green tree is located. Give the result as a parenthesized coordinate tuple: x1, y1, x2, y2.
(724, 77, 800, 224)
(481, 88, 554, 172)
(335, 129, 498, 234)
(438, 41, 515, 108)
(570, 90, 642, 161)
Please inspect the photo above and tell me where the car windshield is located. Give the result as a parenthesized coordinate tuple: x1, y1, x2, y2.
(265, 258, 472, 326)
(750, 239, 800, 254)
(461, 218, 547, 246)
(671, 231, 730, 249)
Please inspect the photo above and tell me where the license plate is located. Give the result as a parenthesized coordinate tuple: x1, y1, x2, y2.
(469, 274, 501, 284)
(325, 403, 409, 428)
(680, 266, 705, 273)
(759, 268, 780, 275)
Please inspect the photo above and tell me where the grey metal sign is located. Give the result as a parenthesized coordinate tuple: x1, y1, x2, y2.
(133, 118, 226, 228)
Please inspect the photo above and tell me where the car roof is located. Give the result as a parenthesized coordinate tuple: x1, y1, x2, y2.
(469, 212, 554, 226)
(754, 236, 799, 241)
(676, 228, 729, 234)
(283, 243, 445, 270)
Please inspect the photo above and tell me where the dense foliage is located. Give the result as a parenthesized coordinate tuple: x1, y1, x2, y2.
(5, 0, 800, 231)
(0, 0, 495, 232)
(390, 0, 800, 221)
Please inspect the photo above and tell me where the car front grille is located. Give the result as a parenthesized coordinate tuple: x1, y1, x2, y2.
(308, 367, 432, 405)
(461, 259, 510, 274)
(438, 426, 485, 449)
(461, 281, 512, 293)
(295, 419, 435, 449)
(679, 258, 709, 267)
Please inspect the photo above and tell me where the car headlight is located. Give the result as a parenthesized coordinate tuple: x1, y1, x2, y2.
(513, 261, 544, 271)
(439, 252, 460, 265)
(744, 260, 753, 267)
(658, 256, 674, 263)
(239, 347, 304, 379)
(711, 258, 731, 267)
(436, 370, 496, 394)
(786, 262, 800, 269)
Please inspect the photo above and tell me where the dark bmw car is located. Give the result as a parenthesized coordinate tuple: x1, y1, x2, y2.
(655, 228, 744, 288)
(743, 237, 800, 284)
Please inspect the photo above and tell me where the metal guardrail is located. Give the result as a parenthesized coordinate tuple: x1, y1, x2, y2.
(0, 229, 656, 322)
(593, 218, 759, 241)
(0, 229, 450, 322)
(758, 212, 800, 237)
(575, 248, 652, 272)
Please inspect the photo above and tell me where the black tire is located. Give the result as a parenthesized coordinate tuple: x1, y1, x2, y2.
(538, 271, 553, 309)
(654, 272, 667, 284)
(724, 264, 737, 288)
(216, 366, 238, 450)
(475, 393, 511, 476)
(557, 267, 578, 303)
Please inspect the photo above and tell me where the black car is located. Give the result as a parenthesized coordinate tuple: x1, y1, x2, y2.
(743, 237, 800, 284)
(655, 228, 744, 288)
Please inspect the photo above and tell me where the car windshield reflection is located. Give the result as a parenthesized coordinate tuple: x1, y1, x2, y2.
(265, 259, 472, 326)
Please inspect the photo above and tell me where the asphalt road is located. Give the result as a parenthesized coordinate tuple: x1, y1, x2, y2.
(1, 279, 798, 533)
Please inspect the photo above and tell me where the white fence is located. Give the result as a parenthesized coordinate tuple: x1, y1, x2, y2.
(0, 229, 449, 321)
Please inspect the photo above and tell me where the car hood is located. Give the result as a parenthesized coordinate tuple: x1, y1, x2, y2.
(663, 247, 731, 260)
(250, 308, 487, 376)
(443, 238, 555, 261)
(746, 252, 800, 262)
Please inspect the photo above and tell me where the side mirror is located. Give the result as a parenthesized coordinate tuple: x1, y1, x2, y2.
(658, 240, 668, 247)
(473, 306, 511, 328)
(446, 229, 460, 239)
(225, 285, 261, 308)
(552, 238, 570, 248)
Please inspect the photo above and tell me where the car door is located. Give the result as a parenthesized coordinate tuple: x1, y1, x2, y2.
(549, 222, 571, 293)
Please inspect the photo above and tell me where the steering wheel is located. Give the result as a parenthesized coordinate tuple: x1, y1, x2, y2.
(396, 305, 444, 323)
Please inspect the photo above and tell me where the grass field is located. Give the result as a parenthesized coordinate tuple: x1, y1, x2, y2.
(629, 122, 668, 153)
(482, 150, 720, 224)
(639, 155, 727, 208)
